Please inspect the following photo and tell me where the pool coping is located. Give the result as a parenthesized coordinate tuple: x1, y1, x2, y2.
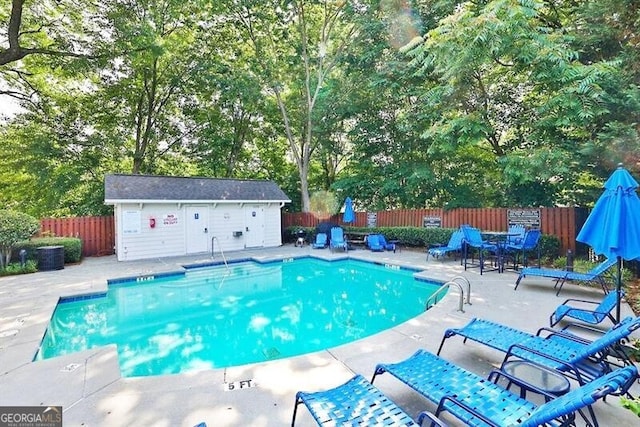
(1, 246, 638, 426)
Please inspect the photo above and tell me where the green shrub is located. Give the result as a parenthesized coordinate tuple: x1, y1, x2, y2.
(0, 209, 40, 269)
(13, 237, 82, 264)
(621, 395, 640, 417)
(0, 260, 38, 276)
(538, 235, 561, 259)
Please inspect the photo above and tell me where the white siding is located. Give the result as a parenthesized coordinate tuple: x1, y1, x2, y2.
(114, 201, 284, 261)
(210, 205, 245, 253)
(116, 203, 185, 261)
(264, 204, 283, 246)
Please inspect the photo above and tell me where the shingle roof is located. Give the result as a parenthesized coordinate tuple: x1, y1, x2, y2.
(104, 174, 290, 203)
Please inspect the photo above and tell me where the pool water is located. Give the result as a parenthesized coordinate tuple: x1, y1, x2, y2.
(36, 257, 442, 377)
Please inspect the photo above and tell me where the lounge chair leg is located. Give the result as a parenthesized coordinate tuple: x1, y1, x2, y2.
(514, 275, 523, 290)
(291, 396, 301, 427)
(436, 333, 451, 355)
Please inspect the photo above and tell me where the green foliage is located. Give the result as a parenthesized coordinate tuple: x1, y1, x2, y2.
(1, 0, 640, 217)
(309, 191, 340, 220)
(14, 237, 83, 264)
(0, 261, 38, 276)
(537, 235, 561, 260)
(620, 395, 640, 417)
(0, 210, 40, 269)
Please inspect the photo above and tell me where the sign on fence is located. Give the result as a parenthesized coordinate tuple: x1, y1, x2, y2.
(366, 212, 377, 228)
(422, 216, 442, 228)
(507, 209, 541, 228)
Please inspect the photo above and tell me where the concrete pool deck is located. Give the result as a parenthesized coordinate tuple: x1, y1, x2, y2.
(0, 245, 638, 426)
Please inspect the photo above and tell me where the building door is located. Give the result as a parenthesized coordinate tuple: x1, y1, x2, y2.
(186, 206, 209, 253)
(244, 206, 265, 248)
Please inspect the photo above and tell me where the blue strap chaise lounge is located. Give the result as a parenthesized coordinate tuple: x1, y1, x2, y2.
(291, 374, 448, 426)
(550, 290, 625, 327)
(514, 258, 616, 295)
(371, 349, 637, 427)
(437, 316, 640, 384)
(427, 229, 464, 261)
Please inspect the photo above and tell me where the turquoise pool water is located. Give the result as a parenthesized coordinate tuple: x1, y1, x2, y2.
(36, 257, 442, 377)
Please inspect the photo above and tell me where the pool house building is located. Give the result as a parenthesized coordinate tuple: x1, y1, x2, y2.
(104, 174, 291, 261)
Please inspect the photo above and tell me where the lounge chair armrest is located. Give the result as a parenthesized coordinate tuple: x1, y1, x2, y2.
(536, 327, 591, 344)
(559, 322, 608, 337)
(503, 343, 585, 384)
(436, 395, 500, 427)
(417, 411, 450, 427)
(558, 298, 601, 306)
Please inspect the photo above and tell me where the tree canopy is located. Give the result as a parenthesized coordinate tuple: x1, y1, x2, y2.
(1, 0, 638, 216)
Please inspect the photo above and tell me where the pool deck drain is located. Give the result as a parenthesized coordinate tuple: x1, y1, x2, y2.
(0, 247, 638, 426)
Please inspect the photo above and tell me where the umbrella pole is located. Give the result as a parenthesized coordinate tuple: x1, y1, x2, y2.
(616, 256, 622, 323)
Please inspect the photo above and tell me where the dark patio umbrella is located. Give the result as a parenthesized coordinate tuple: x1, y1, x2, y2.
(576, 164, 640, 322)
(343, 197, 355, 223)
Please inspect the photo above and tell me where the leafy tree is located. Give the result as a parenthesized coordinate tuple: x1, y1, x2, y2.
(0, 209, 39, 268)
(225, 0, 357, 212)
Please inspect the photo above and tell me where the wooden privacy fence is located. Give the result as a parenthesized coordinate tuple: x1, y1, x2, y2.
(283, 207, 588, 254)
(40, 216, 115, 257)
(36, 208, 586, 258)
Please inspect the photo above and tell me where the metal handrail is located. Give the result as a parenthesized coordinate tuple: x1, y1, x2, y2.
(211, 236, 229, 270)
(449, 276, 472, 305)
(425, 279, 469, 312)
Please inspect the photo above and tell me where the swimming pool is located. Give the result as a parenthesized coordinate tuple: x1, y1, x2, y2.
(36, 257, 443, 377)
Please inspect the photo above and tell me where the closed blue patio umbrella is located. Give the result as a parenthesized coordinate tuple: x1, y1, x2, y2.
(576, 164, 640, 322)
(343, 197, 355, 223)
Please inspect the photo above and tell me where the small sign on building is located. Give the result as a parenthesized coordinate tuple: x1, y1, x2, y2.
(163, 213, 179, 226)
(423, 216, 442, 228)
(507, 209, 541, 229)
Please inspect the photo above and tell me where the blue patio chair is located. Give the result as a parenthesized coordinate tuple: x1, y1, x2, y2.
(291, 374, 449, 426)
(427, 229, 464, 261)
(311, 233, 328, 249)
(515, 257, 615, 295)
(506, 224, 526, 244)
(366, 234, 385, 252)
(503, 228, 542, 270)
(461, 226, 499, 274)
(372, 349, 637, 427)
(437, 316, 640, 384)
(329, 227, 348, 252)
(550, 290, 624, 327)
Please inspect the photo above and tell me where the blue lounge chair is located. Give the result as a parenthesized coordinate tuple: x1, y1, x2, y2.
(311, 233, 328, 249)
(428, 230, 464, 261)
(515, 257, 615, 295)
(378, 235, 396, 252)
(291, 374, 448, 426)
(372, 349, 637, 427)
(366, 234, 385, 252)
(550, 290, 624, 327)
(461, 226, 499, 274)
(437, 316, 640, 384)
(329, 227, 348, 252)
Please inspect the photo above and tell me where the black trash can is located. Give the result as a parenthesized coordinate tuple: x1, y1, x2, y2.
(37, 245, 65, 271)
